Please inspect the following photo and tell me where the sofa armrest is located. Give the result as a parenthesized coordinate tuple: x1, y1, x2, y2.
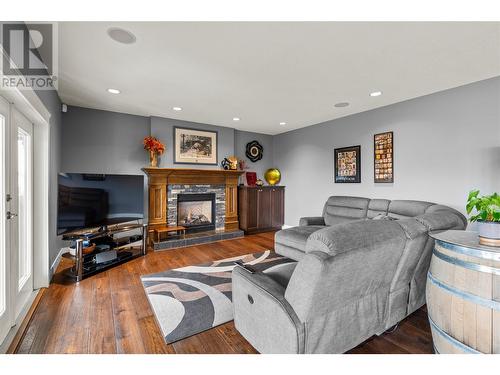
(415, 212, 466, 232)
(299, 216, 325, 226)
(232, 266, 305, 353)
(305, 219, 405, 256)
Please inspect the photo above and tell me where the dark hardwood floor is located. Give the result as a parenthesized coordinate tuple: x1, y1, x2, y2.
(14, 232, 433, 354)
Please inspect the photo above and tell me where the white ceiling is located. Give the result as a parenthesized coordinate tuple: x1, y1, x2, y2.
(58, 22, 500, 135)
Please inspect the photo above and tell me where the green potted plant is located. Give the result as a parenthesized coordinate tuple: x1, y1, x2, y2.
(466, 190, 500, 247)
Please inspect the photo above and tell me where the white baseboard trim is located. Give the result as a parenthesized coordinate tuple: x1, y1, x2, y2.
(49, 247, 70, 280)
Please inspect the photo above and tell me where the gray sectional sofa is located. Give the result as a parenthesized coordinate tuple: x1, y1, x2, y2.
(232, 196, 466, 353)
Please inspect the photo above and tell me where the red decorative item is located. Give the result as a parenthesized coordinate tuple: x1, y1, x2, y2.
(246, 172, 257, 186)
(238, 159, 247, 170)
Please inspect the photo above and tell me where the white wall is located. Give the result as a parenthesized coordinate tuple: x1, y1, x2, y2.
(273, 77, 500, 226)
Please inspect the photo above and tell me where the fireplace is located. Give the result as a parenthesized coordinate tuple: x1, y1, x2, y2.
(177, 193, 216, 233)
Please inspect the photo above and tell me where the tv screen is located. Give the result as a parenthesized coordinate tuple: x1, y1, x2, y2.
(57, 173, 144, 235)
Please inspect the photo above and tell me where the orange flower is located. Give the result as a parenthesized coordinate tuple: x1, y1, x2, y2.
(143, 136, 165, 155)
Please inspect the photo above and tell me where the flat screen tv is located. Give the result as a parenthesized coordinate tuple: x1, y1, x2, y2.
(57, 173, 144, 235)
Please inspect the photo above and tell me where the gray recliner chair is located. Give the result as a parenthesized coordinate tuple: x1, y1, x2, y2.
(232, 196, 466, 353)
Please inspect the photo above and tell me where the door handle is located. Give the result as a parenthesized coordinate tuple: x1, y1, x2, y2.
(6, 211, 17, 220)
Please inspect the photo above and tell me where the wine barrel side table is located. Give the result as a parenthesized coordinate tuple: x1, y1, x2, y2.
(426, 230, 500, 354)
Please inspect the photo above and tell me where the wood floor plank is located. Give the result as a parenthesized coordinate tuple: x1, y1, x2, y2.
(172, 326, 240, 354)
(49, 274, 94, 353)
(15, 231, 433, 354)
(108, 263, 148, 354)
(25, 281, 67, 353)
(215, 322, 258, 354)
(348, 335, 410, 354)
(31, 266, 85, 353)
(138, 316, 175, 354)
(88, 272, 117, 354)
(381, 321, 433, 354)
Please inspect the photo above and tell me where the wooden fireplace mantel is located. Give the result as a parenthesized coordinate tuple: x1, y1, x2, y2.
(142, 168, 245, 231)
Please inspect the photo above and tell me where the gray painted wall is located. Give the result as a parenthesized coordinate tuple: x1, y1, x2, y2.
(234, 130, 274, 180)
(61, 106, 150, 175)
(273, 77, 500, 226)
(60, 77, 500, 234)
(62, 108, 274, 177)
(150, 116, 235, 169)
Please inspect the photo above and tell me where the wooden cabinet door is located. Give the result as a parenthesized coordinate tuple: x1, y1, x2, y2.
(257, 188, 272, 229)
(245, 188, 259, 231)
(271, 188, 285, 228)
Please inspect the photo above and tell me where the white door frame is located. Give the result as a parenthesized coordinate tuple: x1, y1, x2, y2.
(0, 84, 51, 291)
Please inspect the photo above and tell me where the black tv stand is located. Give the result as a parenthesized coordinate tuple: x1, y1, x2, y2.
(62, 222, 147, 282)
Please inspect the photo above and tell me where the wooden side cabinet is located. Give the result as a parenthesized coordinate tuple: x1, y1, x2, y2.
(238, 186, 285, 234)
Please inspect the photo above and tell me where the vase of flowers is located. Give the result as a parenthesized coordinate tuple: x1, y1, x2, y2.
(466, 190, 500, 247)
(143, 136, 165, 167)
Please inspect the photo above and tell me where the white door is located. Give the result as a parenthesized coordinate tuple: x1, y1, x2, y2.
(0, 96, 11, 344)
(0, 99, 34, 345)
(11, 108, 34, 320)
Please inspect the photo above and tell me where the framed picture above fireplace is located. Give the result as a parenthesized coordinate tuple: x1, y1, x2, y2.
(174, 127, 218, 165)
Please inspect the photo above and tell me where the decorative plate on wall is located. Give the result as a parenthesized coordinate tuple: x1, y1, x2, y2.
(245, 140, 263, 162)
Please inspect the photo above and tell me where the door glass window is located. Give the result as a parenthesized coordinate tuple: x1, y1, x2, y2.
(17, 127, 32, 291)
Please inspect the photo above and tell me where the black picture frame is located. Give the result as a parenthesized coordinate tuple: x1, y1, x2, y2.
(334, 145, 361, 183)
(374, 131, 394, 183)
(173, 126, 218, 165)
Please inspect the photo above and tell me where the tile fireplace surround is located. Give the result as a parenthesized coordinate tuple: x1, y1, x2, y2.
(169, 186, 223, 230)
(142, 168, 245, 249)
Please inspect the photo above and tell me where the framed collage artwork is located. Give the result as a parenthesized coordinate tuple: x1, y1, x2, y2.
(374, 131, 393, 183)
(334, 145, 361, 183)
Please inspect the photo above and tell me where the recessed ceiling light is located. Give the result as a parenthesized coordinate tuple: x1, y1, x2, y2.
(107, 88, 120, 94)
(233, 117, 240, 121)
(370, 91, 382, 97)
(107, 27, 136, 44)
(279, 122, 286, 126)
(334, 102, 349, 108)
(173, 107, 182, 111)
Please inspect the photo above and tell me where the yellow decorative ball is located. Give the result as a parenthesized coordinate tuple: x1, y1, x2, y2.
(264, 168, 281, 186)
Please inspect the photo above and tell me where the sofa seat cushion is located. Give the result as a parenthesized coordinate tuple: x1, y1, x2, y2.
(275, 225, 325, 252)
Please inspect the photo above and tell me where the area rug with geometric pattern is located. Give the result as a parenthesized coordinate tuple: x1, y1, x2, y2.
(141, 250, 295, 344)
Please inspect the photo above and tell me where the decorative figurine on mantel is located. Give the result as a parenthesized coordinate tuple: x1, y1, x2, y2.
(143, 136, 165, 167)
(221, 156, 239, 170)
